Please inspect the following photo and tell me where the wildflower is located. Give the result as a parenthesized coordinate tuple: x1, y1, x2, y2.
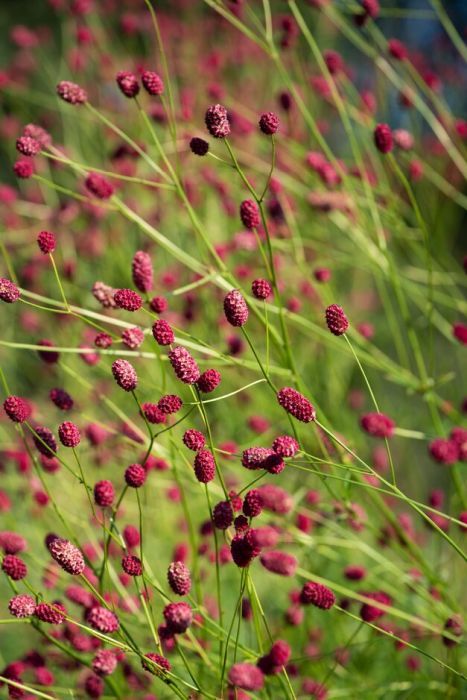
(85, 172, 114, 199)
(243, 489, 263, 517)
(2, 554, 27, 580)
(33, 426, 58, 457)
(48, 537, 85, 575)
(428, 438, 459, 465)
(8, 594, 36, 618)
(132, 250, 153, 292)
(121, 326, 144, 349)
(86, 606, 120, 633)
(94, 480, 115, 508)
(122, 554, 142, 576)
(116, 71, 140, 98)
(35, 601, 67, 624)
(163, 601, 193, 634)
(124, 464, 147, 488)
(360, 591, 392, 622)
(231, 532, 260, 568)
(325, 304, 349, 335)
(190, 137, 209, 156)
(360, 413, 395, 438)
(168, 346, 200, 384)
(58, 421, 81, 447)
(453, 322, 467, 345)
(167, 561, 191, 595)
(258, 640, 291, 674)
(300, 581, 335, 609)
(277, 387, 316, 423)
(183, 429, 205, 451)
(50, 388, 73, 411)
(260, 550, 297, 576)
(158, 394, 182, 414)
(374, 123, 393, 153)
(0, 278, 20, 303)
(141, 70, 164, 95)
(224, 289, 249, 326)
(14, 159, 34, 178)
(213, 500, 234, 529)
(197, 368, 221, 393)
(57, 80, 87, 104)
(240, 200, 261, 230)
(3, 396, 31, 423)
(112, 359, 138, 391)
(92, 281, 117, 309)
(272, 435, 299, 458)
(442, 614, 463, 647)
(92, 649, 117, 677)
(141, 403, 166, 424)
(194, 449, 216, 483)
(142, 653, 171, 676)
(205, 104, 230, 138)
(152, 319, 174, 345)
(259, 111, 279, 135)
(228, 663, 264, 691)
(37, 230, 56, 254)
(252, 278, 272, 300)
(16, 135, 41, 156)
(150, 295, 168, 313)
(114, 288, 142, 311)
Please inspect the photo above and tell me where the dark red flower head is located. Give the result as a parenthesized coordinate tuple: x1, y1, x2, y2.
(374, 124, 393, 154)
(3, 396, 31, 423)
(9, 594, 36, 618)
(142, 652, 171, 676)
(124, 463, 146, 488)
(85, 172, 114, 199)
(116, 71, 140, 98)
(122, 554, 142, 576)
(168, 346, 200, 384)
(163, 601, 193, 634)
(205, 104, 230, 138)
(194, 449, 216, 483)
(16, 135, 41, 157)
(35, 601, 67, 624)
(37, 230, 56, 254)
(259, 111, 279, 135)
(197, 368, 221, 393)
(167, 561, 191, 596)
(0, 278, 20, 303)
(252, 278, 272, 300)
(58, 421, 81, 448)
(2, 554, 28, 580)
(213, 500, 234, 529)
(240, 200, 261, 230)
(112, 359, 138, 391)
(158, 394, 183, 415)
(141, 71, 164, 96)
(300, 581, 335, 609)
(92, 649, 118, 677)
(260, 550, 297, 576)
(272, 435, 299, 458)
(277, 387, 316, 423)
(86, 606, 119, 633)
(360, 591, 392, 622)
(243, 489, 263, 517)
(360, 412, 395, 439)
(57, 80, 87, 104)
(183, 429, 205, 451)
(94, 480, 115, 508)
(152, 319, 174, 346)
(48, 537, 85, 575)
(228, 663, 264, 691)
(190, 137, 209, 156)
(325, 304, 349, 335)
(33, 426, 58, 457)
(141, 403, 166, 424)
(132, 250, 153, 293)
(114, 288, 142, 311)
(14, 160, 34, 180)
(428, 438, 459, 465)
(224, 289, 249, 326)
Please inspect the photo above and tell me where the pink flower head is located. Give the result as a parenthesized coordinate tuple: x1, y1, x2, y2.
(168, 346, 200, 384)
(277, 387, 316, 423)
(57, 80, 87, 104)
(300, 581, 335, 609)
(37, 230, 56, 254)
(141, 71, 164, 96)
(325, 304, 349, 335)
(197, 368, 221, 393)
(3, 396, 31, 423)
(205, 104, 230, 138)
(224, 289, 249, 327)
(132, 250, 153, 293)
(259, 111, 279, 135)
(116, 71, 140, 98)
(48, 537, 85, 575)
(228, 663, 264, 691)
(360, 412, 395, 439)
(374, 124, 393, 154)
(167, 561, 191, 596)
(112, 359, 138, 391)
(0, 278, 20, 303)
(260, 550, 297, 576)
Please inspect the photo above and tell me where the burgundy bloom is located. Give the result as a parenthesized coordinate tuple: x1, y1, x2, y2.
(38, 339, 59, 364)
(344, 565, 366, 580)
(2, 554, 27, 580)
(230, 532, 261, 568)
(158, 394, 182, 415)
(0, 278, 20, 303)
(252, 278, 272, 300)
(84, 674, 104, 698)
(14, 159, 34, 178)
(57, 80, 87, 104)
(167, 561, 191, 596)
(453, 323, 467, 345)
(48, 537, 85, 575)
(121, 326, 144, 349)
(360, 591, 392, 622)
(35, 601, 67, 624)
(58, 421, 81, 448)
(125, 463, 147, 488)
(360, 413, 395, 439)
(116, 71, 140, 98)
(190, 137, 209, 156)
(9, 594, 36, 618)
(94, 480, 115, 508)
(277, 387, 316, 423)
(243, 489, 263, 517)
(300, 581, 335, 609)
(141, 403, 166, 424)
(197, 368, 221, 393)
(92, 649, 117, 677)
(240, 200, 261, 230)
(152, 319, 174, 346)
(37, 230, 56, 254)
(142, 653, 171, 676)
(388, 39, 408, 60)
(272, 435, 299, 458)
(86, 606, 119, 633)
(163, 601, 193, 634)
(114, 288, 142, 312)
(33, 426, 57, 457)
(122, 554, 142, 576)
(16, 135, 41, 157)
(260, 550, 297, 576)
(0, 532, 26, 554)
(112, 359, 138, 391)
(224, 289, 249, 327)
(374, 124, 393, 154)
(242, 447, 275, 470)
(150, 295, 168, 313)
(228, 663, 264, 691)
(259, 111, 279, 135)
(85, 172, 114, 199)
(50, 388, 73, 411)
(168, 346, 200, 384)
(141, 70, 164, 96)
(213, 500, 234, 529)
(205, 104, 230, 138)
(194, 449, 216, 483)
(428, 438, 459, 465)
(92, 281, 117, 309)
(258, 640, 291, 675)
(3, 396, 31, 423)
(132, 250, 153, 293)
(325, 304, 349, 335)
(183, 429, 205, 451)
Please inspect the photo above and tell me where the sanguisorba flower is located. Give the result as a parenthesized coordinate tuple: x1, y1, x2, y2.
(48, 537, 85, 575)
(57, 80, 87, 105)
(112, 359, 138, 391)
(224, 289, 249, 327)
(3, 396, 31, 423)
(132, 250, 153, 292)
(141, 70, 164, 96)
(300, 581, 335, 609)
(205, 104, 230, 138)
(0, 278, 20, 303)
(325, 304, 349, 335)
(374, 123, 393, 153)
(277, 387, 316, 423)
(37, 230, 56, 254)
(168, 346, 200, 384)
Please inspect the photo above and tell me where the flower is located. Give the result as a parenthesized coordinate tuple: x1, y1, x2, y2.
(152, 319, 174, 346)
(50, 388, 73, 411)
(243, 489, 263, 517)
(92, 649, 117, 677)
(121, 326, 144, 349)
(85, 172, 114, 199)
(277, 387, 316, 423)
(224, 289, 249, 327)
(272, 435, 299, 458)
(8, 594, 36, 618)
(86, 606, 120, 633)
(116, 71, 140, 98)
(141, 403, 166, 424)
(258, 640, 291, 675)
(3, 396, 31, 423)
(259, 111, 279, 135)
(48, 537, 85, 575)
(240, 200, 261, 230)
(205, 104, 230, 138)
(194, 449, 216, 483)
(260, 550, 297, 576)
(94, 480, 115, 508)
(37, 230, 56, 254)
(58, 421, 81, 448)
(163, 602, 193, 634)
(167, 561, 191, 596)
(122, 554, 142, 576)
(183, 429, 205, 451)
(124, 464, 147, 488)
(2, 554, 27, 580)
(325, 304, 349, 335)
(360, 591, 392, 622)
(228, 663, 264, 691)
(0, 278, 20, 303)
(132, 250, 153, 292)
(158, 394, 182, 415)
(252, 278, 272, 300)
(142, 653, 171, 676)
(300, 581, 335, 609)
(374, 124, 393, 153)
(197, 368, 221, 393)
(57, 80, 87, 104)
(190, 137, 209, 156)
(114, 289, 142, 311)
(112, 359, 138, 391)
(35, 601, 67, 624)
(360, 413, 395, 439)
(212, 500, 234, 529)
(141, 71, 164, 95)
(16, 135, 41, 156)
(168, 346, 200, 384)
(428, 438, 459, 465)
(33, 426, 58, 457)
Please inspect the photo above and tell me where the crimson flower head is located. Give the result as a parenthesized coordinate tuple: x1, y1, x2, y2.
(388, 38, 408, 60)
(205, 104, 230, 138)
(374, 123, 393, 153)
(197, 368, 221, 393)
(194, 449, 216, 483)
(3, 396, 31, 423)
(183, 429, 205, 451)
(57, 80, 87, 104)
(360, 591, 392, 622)
(213, 500, 234, 529)
(141, 403, 166, 424)
(190, 137, 209, 156)
(33, 426, 57, 457)
(260, 550, 297, 576)
(240, 200, 261, 230)
(325, 304, 349, 335)
(112, 359, 138, 391)
(16, 135, 41, 157)
(132, 250, 153, 292)
(142, 653, 171, 676)
(163, 601, 193, 634)
(272, 435, 299, 458)
(125, 463, 147, 488)
(92, 649, 118, 677)
(158, 394, 182, 415)
(14, 159, 34, 178)
(168, 346, 200, 384)
(35, 601, 67, 624)
(0, 278, 20, 303)
(86, 606, 120, 633)
(58, 421, 81, 448)
(300, 581, 335, 609)
(167, 561, 191, 596)
(228, 663, 264, 691)
(224, 289, 249, 327)
(428, 438, 459, 465)
(360, 412, 395, 438)
(48, 537, 85, 575)
(50, 388, 73, 410)
(9, 594, 36, 618)
(114, 289, 143, 311)
(252, 278, 272, 300)
(141, 70, 164, 96)
(94, 480, 115, 508)
(277, 387, 316, 423)
(85, 172, 114, 199)
(258, 640, 291, 675)
(259, 111, 279, 135)
(116, 71, 140, 98)
(37, 230, 56, 254)
(2, 554, 27, 580)
(122, 554, 142, 576)
(152, 319, 174, 346)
